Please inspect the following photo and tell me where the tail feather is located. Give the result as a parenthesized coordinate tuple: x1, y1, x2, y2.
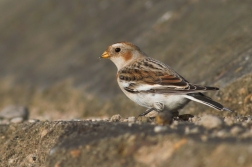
(192, 85, 219, 91)
(185, 93, 232, 112)
(222, 107, 233, 112)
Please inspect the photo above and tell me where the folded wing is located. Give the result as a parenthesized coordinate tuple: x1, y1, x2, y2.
(118, 57, 219, 94)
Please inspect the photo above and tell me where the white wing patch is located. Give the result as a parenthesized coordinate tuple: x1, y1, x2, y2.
(134, 84, 160, 91)
(119, 81, 130, 88)
(134, 83, 183, 91)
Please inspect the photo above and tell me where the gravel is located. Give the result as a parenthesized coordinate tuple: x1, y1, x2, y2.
(199, 115, 223, 129)
(109, 114, 122, 122)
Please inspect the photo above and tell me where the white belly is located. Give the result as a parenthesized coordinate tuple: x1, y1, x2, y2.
(136, 93, 188, 110)
(117, 78, 189, 111)
(119, 86, 188, 111)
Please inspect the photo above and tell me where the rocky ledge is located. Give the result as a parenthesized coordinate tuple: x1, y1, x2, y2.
(1, 114, 252, 167)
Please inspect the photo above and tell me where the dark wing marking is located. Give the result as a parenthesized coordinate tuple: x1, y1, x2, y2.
(118, 57, 219, 94)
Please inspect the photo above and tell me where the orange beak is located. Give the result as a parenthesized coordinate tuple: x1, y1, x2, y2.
(100, 51, 109, 59)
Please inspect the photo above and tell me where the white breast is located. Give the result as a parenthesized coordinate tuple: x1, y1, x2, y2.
(117, 78, 188, 111)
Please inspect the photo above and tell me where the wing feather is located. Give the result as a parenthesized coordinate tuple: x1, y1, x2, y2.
(118, 57, 218, 94)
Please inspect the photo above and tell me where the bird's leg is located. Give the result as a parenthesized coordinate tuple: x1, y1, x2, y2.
(139, 108, 159, 118)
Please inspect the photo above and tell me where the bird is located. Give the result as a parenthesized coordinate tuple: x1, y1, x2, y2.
(100, 42, 232, 117)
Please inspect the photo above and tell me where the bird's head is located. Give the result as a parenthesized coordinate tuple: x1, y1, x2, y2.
(100, 42, 146, 70)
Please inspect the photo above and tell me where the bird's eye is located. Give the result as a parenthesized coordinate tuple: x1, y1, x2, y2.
(115, 48, 121, 53)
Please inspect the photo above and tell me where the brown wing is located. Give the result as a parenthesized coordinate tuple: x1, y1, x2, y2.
(118, 57, 218, 94)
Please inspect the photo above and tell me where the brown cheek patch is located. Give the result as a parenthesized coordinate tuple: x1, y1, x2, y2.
(123, 51, 132, 61)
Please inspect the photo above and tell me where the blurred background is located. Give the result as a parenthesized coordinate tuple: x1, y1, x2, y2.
(0, 0, 251, 120)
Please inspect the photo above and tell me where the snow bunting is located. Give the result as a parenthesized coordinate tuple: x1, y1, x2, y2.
(100, 42, 232, 117)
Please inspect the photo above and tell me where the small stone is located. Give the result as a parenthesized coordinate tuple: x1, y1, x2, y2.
(199, 115, 223, 129)
(224, 117, 235, 126)
(8, 158, 14, 164)
(244, 94, 252, 103)
(40, 129, 49, 139)
(71, 118, 81, 121)
(154, 126, 167, 133)
(191, 116, 201, 124)
(122, 118, 128, 122)
(215, 130, 228, 138)
(128, 116, 136, 123)
(26, 154, 37, 164)
(246, 117, 252, 122)
(70, 149, 81, 158)
(28, 119, 40, 123)
(127, 135, 136, 143)
(172, 120, 179, 126)
(190, 127, 199, 134)
(103, 118, 109, 121)
(238, 88, 246, 95)
(230, 126, 243, 135)
(170, 120, 178, 129)
(241, 130, 252, 138)
(0, 105, 29, 120)
(49, 147, 57, 155)
(201, 135, 208, 142)
(54, 161, 62, 167)
(110, 114, 122, 122)
(185, 126, 199, 134)
(185, 126, 190, 134)
(238, 117, 248, 122)
(242, 122, 249, 127)
(92, 118, 102, 122)
(10, 117, 24, 123)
